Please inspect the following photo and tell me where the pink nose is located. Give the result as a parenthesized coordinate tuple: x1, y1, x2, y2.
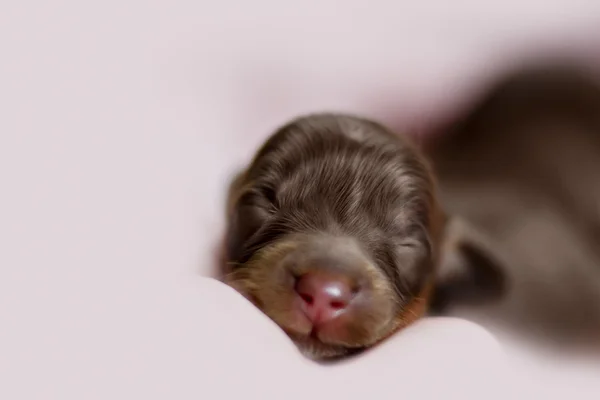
(295, 272, 355, 325)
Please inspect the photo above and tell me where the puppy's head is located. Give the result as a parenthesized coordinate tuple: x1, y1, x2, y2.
(224, 115, 444, 359)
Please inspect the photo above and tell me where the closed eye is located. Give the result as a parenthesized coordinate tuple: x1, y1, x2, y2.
(397, 238, 422, 249)
(394, 236, 429, 261)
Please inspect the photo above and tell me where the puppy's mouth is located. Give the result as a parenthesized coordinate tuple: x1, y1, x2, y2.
(279, 301, 389, 359)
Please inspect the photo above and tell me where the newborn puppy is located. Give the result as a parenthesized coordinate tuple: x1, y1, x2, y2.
(223, 114, 444, 359)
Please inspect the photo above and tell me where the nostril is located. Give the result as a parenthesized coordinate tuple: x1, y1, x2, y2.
(300, 293, 314, 305)
(329, 300, 346, 310)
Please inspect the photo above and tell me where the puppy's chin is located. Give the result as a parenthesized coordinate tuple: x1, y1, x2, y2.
(289, 333, 358, 360)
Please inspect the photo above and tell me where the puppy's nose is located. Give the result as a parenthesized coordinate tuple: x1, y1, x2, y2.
(295, 272, 355, 325)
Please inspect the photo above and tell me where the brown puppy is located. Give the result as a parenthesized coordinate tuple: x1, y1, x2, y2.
(223, 114, 444, 359)
(425, 62, 600, 351)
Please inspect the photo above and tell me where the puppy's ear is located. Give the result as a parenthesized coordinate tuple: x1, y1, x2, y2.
(429, 217, 508, 313)
(224, 171, 273, 264)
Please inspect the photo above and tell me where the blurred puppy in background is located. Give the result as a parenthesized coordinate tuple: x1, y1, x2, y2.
(426, 62, 600, 351)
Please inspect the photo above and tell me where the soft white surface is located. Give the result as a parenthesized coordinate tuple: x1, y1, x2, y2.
(1, 1, 600, 399)
(0, 277, 507, 399)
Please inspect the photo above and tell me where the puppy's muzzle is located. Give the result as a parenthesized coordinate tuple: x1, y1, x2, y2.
(265, 235, 397, 348)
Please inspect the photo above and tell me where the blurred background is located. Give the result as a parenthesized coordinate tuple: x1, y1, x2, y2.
(2, 0, 600, 398)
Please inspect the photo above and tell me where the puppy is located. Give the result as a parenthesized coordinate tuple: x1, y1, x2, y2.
(223, 114, 445, 359)
(425, 62, 600, 351)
